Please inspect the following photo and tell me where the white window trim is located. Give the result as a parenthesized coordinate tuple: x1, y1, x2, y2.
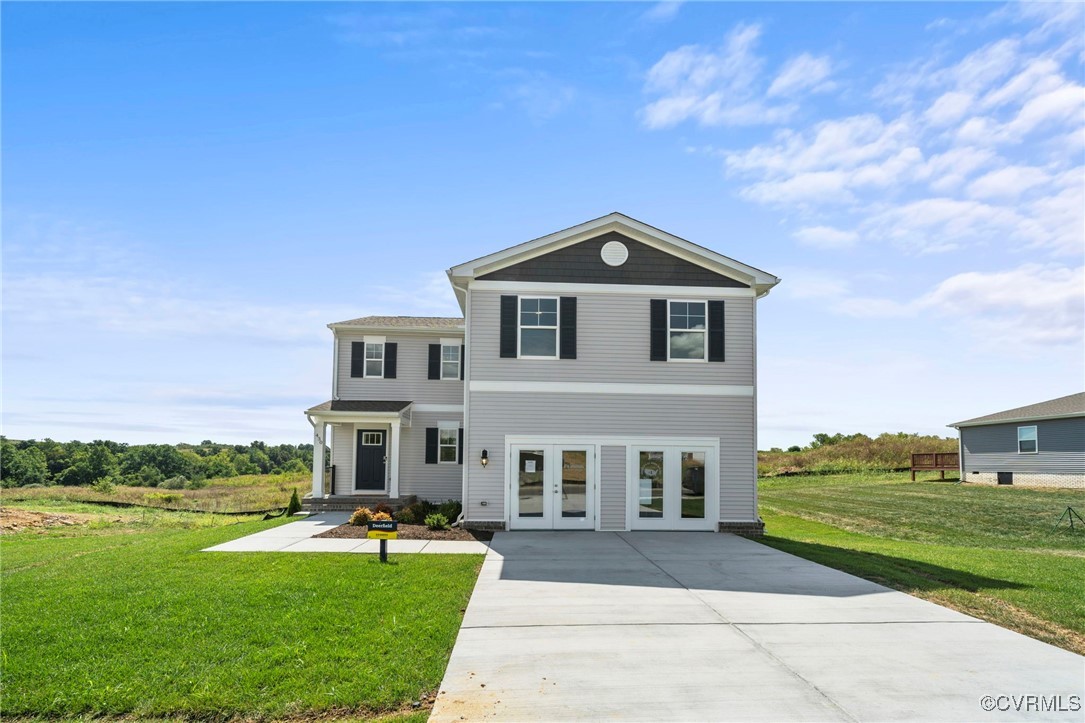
(1017, 425, 1038, 454)
(440, 338, 461, 380)
(362, 335, 386, 379)
(438, 421, 460, 464)
(666, 299, 708, 363)
(517, 295, 560, 360)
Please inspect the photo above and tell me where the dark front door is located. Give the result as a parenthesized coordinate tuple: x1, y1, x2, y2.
(356, 430, 387, 491)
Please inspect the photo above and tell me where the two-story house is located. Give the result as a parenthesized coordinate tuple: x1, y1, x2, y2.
(304, 213, 779, 533)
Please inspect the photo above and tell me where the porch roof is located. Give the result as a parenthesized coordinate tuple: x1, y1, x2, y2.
(305, 400, 412, 415)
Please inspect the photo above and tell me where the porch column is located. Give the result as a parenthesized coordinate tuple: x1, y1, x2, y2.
(312, 421, 326, 498)
(389, 419, 401, 499)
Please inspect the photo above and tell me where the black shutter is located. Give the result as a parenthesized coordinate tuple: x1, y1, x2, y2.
(708, 300, 725, 362)
(650, 299, 667, 361)
(351, 342, 365, 377)
(428, 344, 441, 380)
(500, 295, 517, 358)
(559, 297, 577, 359)
(425, 428, 438, 464)
(458, 428, 464, 465)
(384, 343, 397, 378)
(460, 345, 465, 380)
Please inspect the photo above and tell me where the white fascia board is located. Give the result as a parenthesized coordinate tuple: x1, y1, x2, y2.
(470, 380, 754, 396)
(469, 280, 755, 297)
(327, 324, 464, 336)
(949, 412, 1085, 428)
(447, 212, 779, 289)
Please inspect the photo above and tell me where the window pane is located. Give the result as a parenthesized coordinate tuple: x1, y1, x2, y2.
(1018, 426, 1037, 442)
(365, 343, 383, 360)
(521, 328, 557, 356)
(669, 331, 705, 359)
(442, 345, 459, 361)
(518, 450, 544, 517)
(671, 301, 687, 316)
(439, 428, 458, 446)
(561, 450, 587, 518)
(521, 298, 539, 313)
(442, 360, 459, 378)
(1019, 440, 1037, 453)
(365, 359, 383, 376)
(521, 311, 539, 326)
(681, 452, 706, 519)
(671, 314, 688, 330)
(638, 451, 664, 518)
(537, 311, 557, 326)
(439, 445, 457, 462)
(538, 298, 557, 313)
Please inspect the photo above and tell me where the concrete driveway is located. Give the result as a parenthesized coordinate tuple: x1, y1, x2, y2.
(431, 532, 1084, 722)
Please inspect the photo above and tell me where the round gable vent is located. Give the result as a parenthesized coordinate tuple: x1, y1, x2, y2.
(600, 240, 629, 267)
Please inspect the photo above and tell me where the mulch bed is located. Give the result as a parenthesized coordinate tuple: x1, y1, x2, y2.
(315, 523, 493, 542)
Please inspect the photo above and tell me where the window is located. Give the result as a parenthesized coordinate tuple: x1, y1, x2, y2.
(361, 432, 382, 446)
(441, 344, 460, 379)
(364, 342, 384, 378)
(668, 301, 706, 360)
(1017, 425, 1037, 454)
(438, 425, 459, 463)
(519, 297, 558, 358)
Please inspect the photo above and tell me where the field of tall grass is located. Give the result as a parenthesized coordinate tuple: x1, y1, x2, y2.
(758, 432, 958, 476)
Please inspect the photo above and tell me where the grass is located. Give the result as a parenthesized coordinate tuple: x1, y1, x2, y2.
(757, 472, 1085, 654)
(1, 511, 483, 719)
(2, 471, 309, 514)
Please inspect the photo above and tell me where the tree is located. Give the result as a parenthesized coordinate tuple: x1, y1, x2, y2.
(1, 443, 49, 487)
(56, 444, 118, 486)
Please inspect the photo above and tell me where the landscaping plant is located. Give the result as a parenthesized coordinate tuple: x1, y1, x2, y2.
(349, 507, 373, 526)
(425, 513, 450, 531)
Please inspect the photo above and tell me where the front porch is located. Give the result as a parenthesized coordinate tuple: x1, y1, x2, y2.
(302, 494, 417, 513)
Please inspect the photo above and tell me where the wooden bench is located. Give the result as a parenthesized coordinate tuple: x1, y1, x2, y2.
(910, 452, 959, 481)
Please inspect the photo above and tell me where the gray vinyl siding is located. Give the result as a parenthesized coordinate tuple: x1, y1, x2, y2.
(399, 411, 464, 502)
(468, 289, 754, 385)
(961, 417, 1085, 474)
(599, 445, 627, 531)
(464, 392, 756, 523)
(337, 331, 464, 404)
(330, 422, 368, 495)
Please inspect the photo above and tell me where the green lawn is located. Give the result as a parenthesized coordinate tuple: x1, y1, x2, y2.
(1, 514, 483, 719)
(757, 472, 1085, 654)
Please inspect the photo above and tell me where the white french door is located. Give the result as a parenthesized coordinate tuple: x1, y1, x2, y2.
(509, 445, 595, 530)
(628, 445, 717, 531)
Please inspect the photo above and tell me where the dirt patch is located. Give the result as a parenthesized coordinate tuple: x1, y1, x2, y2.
(316, 523, 492, 542)
(0, 506, 89, 533)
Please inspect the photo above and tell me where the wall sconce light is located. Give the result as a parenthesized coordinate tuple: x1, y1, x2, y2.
(480, 449, 489, 467)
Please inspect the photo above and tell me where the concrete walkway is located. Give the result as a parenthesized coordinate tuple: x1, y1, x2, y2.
(202, 512, 490, 554)
(431, 531, 1085, 722)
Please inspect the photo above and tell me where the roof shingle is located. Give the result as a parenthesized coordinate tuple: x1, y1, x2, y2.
(329, 315, 463, 330)
(950, 392, 1085, 427)
(306, 400, 412, 414)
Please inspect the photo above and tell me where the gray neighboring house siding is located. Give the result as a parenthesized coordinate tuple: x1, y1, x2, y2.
(961, 417, 1085, 486)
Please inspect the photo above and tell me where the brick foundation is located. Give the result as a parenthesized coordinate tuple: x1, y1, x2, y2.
(966, 472, 1085, 489)
(718, 519, 766, 536)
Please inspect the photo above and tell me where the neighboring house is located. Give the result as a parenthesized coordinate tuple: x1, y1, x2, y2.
(304, 212, 780, 532)
(949, 392, 1085, 489)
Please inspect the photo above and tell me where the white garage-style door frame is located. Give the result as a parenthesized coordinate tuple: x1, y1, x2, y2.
(503, 435, 720, 532)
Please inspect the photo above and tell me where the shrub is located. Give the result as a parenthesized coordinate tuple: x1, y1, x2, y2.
(406, 500, 436, 521)
(437, 500, 462, 521)
(138, 464, 165, 487)
(349, 507, 373, 526)
(184, 478, 208, 490)
(92, 477, 116, 495)
(372, 511, 392, 521)
(425, 513, 450, 531)
(373, 502, 393, 516)
(145, 491, 183, 505)
(160, 475, 188, 490)
(286, 488, 302, 516)
(394, 507, 416, 524)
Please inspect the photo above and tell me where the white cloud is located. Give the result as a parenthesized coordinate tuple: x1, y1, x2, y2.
(924, 91, 973, 126)
(641, 1, 683, 24)
(767, 53, 834, 98)
(641, 23, 800, 128)
(793, 225, 859, 250)
(966, 165, 1051, 200)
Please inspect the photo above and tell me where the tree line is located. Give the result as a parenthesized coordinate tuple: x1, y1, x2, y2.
(0, 438, 313, 489)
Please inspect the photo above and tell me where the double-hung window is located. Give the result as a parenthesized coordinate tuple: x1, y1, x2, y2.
(438, 424, 459, 463)
(668, 301, 706, 361)
(519, 297, 558, 358)
(441, 344, 460, 379)
(1017, 425, 1037, 454)
(364, 342, 384, 378)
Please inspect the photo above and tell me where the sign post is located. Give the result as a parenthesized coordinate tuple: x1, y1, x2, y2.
(367, 520, 398, 562)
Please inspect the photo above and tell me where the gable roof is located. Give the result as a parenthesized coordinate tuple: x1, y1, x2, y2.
(306, 400, 413, 414)
(446, 212, 780, 309)
(949, 392, 1085, 428)
(328, 316, 463, 332)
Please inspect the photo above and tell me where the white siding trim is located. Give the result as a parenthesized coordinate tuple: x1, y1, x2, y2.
(471, 380, 754, 396)
(413, 404, 464, 413)
(470, 280, 756, 297)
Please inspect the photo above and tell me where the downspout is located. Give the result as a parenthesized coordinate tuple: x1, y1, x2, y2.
(451, 278, 470, 528)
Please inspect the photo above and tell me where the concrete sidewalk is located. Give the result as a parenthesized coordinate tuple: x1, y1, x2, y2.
(201, 513, 490, 554)
(431, 531, 1085, 722)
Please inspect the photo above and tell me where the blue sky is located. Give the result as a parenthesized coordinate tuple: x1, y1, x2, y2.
(3, 1, 1083, 448)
